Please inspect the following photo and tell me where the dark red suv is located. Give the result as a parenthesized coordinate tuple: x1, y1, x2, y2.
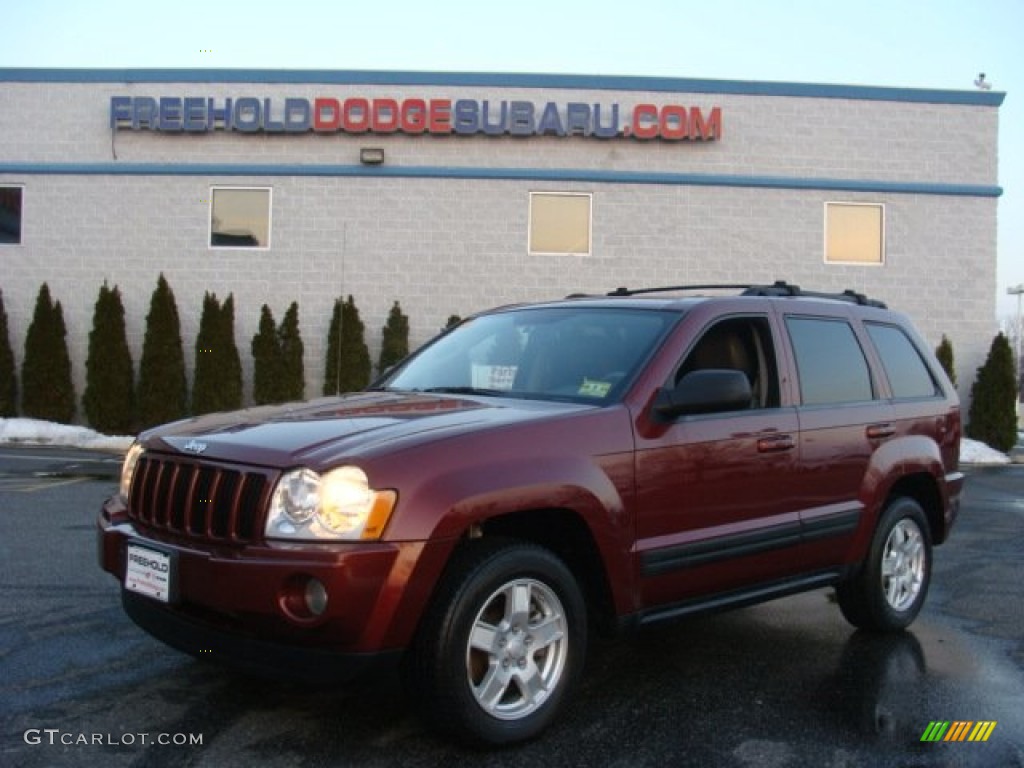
(98, 282, 963, 745)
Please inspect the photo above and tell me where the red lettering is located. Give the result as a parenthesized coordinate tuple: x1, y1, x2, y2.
(690, 106, 722, 141)
(428, 99, 452, 133)
(631, 104, 659, 139)
(372, 99, 399, 132)
(401, 99, 427, 133)
(659, 106, 688, 140)
(313, 98, 340, 131)
(342, 98, 370, 133)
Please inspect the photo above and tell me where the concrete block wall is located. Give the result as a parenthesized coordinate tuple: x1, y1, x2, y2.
(0, 74, 1002, 423)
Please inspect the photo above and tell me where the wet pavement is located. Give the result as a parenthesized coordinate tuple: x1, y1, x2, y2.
(0, 452, 1021, 767)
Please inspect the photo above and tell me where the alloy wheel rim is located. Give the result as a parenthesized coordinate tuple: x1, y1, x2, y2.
(881, 519, 925, 612)
(465, 578, 568, 720)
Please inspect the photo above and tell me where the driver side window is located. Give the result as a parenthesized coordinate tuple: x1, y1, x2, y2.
(676, 316, 780, 409)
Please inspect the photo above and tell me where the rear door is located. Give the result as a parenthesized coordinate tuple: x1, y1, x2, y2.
(780, 310, 892, 569)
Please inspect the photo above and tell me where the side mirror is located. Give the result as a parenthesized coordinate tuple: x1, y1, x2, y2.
(654, 369, 752, 419)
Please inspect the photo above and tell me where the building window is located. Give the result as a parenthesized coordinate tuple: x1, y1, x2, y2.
(0, 186, 23, 245)
(529, 192, 591, 255)
(210, 187, 271, 248)
(824, 202, 884, 265)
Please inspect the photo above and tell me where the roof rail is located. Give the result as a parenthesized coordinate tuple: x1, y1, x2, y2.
(588, 280, 887, 308)
(741, 281, 887, 308)
(605, 284, 754, 297)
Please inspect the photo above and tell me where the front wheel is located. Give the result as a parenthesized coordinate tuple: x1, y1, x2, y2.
(406, 539, 587, 745)
(836, 497, 932, 632)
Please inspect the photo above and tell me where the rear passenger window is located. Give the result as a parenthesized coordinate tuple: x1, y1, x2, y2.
(866, 323, 939, 399)
(786, 317, 874, 405)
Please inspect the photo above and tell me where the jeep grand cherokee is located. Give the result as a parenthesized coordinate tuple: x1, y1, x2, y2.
(98, 282, 963, 745)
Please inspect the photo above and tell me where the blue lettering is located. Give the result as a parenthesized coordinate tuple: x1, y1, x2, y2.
(536, 101, 566, 136)
(566, 103, 591, 136)
(158, 97, 183, 131)
(454, 99, 479, 135)
(207, 98, 232, 130)
(183, 98, 207, 131)
(284, 98, 310, 132)
(233, 98, 261, 132)
(110, 97, 132, 129)
(508, 101, 534, 136)
(481, 100, 507, 135)
(263, 98, 285, 132)
(592, 103, 620, 138)
(132, 97, 158, 130)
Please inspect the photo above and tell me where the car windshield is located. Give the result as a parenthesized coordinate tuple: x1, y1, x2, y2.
(379, 306, 677, 403)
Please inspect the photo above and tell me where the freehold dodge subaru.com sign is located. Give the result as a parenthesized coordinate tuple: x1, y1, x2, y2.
(110, 95, 722, 141)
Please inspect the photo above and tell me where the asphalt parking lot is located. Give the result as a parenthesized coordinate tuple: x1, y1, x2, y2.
(0, 446, 1022, 767)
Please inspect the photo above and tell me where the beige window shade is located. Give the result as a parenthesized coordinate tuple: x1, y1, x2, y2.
(825, 203, 884, 264)
(211, 187, 272, 248)
(529, 193, 592, 255)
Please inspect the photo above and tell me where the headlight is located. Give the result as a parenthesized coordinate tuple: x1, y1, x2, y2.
(265, 466, 397, 541)
(271, 467, 321, 525)
(119, 442, 144, 500)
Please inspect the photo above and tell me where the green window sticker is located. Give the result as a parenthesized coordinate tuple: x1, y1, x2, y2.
(578, 378, 612, 398)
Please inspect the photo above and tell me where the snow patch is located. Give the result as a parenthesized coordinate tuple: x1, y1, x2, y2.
(0, 418, 134, 453)
(959, 437, 1011, 465)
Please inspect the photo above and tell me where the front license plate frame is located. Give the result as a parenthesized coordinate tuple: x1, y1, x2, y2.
(124, 543, 178, 604)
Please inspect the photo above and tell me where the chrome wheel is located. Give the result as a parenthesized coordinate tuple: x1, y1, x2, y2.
(880, 519, 926, 612)
(466, 578, 569, 721)
(836, 498, 932, 632)
(409, 541, 586, 744)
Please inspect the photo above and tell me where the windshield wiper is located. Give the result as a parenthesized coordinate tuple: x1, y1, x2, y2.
(421, 386, 509, 397)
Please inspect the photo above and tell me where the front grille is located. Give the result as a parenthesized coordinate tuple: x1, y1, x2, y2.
(128, 455, 273, 543)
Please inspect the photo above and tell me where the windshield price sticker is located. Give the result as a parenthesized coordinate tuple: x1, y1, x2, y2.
(125, 545, 173, 603)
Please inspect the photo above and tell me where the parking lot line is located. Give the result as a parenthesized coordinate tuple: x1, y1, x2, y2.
(0, 475, 91, 493)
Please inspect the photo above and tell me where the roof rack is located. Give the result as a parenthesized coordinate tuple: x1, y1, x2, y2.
(606, 284, 752, 297)
(740, 281, 887, 308)
(595, 280, 887, 308)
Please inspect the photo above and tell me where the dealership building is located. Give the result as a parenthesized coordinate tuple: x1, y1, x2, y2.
(0, 69, 1005, 417)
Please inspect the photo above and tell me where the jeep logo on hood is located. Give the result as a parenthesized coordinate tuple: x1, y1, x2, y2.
(181, 439, 207, 455)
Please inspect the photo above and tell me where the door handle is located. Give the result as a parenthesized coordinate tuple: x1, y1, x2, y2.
(757, 435, 795, 453)
(866, 423, 896, 439)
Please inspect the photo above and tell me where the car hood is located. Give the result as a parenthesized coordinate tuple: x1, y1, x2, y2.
(142, 391, 589, 469)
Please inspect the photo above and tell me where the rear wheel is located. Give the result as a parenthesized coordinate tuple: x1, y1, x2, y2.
(836, 497, 932, 632)
(406, 539, 587, 745)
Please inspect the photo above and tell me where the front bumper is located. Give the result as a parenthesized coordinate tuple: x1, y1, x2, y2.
(98, 496, 449, 681)
(120, 590, 402, 683)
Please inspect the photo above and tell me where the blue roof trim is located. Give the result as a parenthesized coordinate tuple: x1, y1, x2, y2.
(0, 68, 1006, 106)
(0, 162, 1003, 198)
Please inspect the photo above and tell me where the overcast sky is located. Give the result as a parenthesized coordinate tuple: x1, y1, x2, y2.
(2, 0, 1021, 317)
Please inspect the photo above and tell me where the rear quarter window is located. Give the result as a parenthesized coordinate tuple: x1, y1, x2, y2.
(786, 316, 874, 405)
(865, 323, 940, 399)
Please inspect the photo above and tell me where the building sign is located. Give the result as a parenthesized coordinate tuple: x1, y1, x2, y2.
(110, 96, 722, 141)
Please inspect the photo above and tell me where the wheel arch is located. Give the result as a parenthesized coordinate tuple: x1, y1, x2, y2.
(475, 507, 619, 635)
(884, 472, 946, 545)
(861, 435, 952, 546)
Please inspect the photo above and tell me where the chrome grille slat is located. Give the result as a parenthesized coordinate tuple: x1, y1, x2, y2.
(127, 456, 270, 543)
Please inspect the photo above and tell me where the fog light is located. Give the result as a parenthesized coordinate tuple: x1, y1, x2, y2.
(304, 578, 328, 617)
(280, 574, 329, 622)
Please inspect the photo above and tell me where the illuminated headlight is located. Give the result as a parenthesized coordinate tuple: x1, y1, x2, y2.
(119, 442, 144, 500)
(266, 466, 397, 541)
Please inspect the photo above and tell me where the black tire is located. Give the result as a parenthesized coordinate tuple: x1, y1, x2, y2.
(836, 498, 932, 632)
(406, 538, 587, 746)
